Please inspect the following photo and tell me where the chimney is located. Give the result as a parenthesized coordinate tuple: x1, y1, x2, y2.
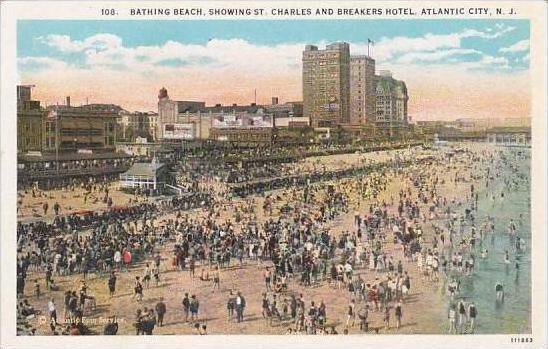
(271, 97, 279, 105)
(215, 103, 222, 107)
(66, 96, 71, 107)
(232, 103, 237, 107)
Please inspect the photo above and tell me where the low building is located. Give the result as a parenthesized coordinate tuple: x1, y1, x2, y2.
(209, 127, 273, 144)
(486, 127, 531, 146)
(263, 98, 304, 118)
(116, 137, 162, 158)
(117, 111, 158, 142)
(44, 100, 121, 153)
(157, 87, 276, 141)
(273, 116, 310, 128)
(120, 160, 167, 192)
(18, 151, 133, 188)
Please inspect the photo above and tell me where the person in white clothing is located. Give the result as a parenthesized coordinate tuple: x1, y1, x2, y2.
(48, 298, 57, 325)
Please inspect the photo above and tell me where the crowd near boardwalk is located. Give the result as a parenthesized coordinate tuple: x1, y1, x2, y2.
(15, 141, 531, 335)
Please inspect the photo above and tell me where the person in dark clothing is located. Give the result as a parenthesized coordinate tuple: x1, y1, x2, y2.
(395, 301, 402, 329)
(189, 295, 200, 322)
(143, 309, 156, 335)
(103, 316, 119, 335)
(182, 293, 190, 323)
(235, 291, 246, 323)
(108, 272, 116, 298)
(155, 298, 167, 327)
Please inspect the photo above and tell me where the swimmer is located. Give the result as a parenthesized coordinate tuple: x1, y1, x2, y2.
(495, 282, 504, 301)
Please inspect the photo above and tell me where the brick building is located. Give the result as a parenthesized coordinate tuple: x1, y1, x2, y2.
(302, 43, 351, 128)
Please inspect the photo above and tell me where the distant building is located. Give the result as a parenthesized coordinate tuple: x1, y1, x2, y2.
(486, 127, 531, 146)
(263, 98, 303, 119)
(350, 55, 376, 125)
(120, 160, 167, 192)
(18, 151, 132, 188)
(375, 71, 409, 137)
(44, 100, 121, 153)
(157, 87, 206, 140)
(450, 118, 532, 132)
(157, 87, 275, 141)
(209, 127, 273, 144)
(118, 111, 158, 142)
(302, 43, 351, 128)
(274, 117, 310, 128)
(17, 85, 44, 154)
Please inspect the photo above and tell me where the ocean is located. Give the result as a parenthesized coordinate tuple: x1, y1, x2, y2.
(440, 145, 531, 334)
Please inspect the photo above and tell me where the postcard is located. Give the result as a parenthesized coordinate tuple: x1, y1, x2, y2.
(1, 1, 547, 348)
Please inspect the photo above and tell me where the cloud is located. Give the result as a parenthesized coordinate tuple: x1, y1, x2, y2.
(352, 23, 516, 62)
(32, 22, 518, 75)
(17, 56, 68, 71)
(21, 23, 528, 120)
(499, 39, 529, 53)
(37, 33, 122, 53)
(395, 48, 481, 64)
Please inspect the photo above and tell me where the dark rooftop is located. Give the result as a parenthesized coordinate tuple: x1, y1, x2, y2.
(123, 162, 165, 177)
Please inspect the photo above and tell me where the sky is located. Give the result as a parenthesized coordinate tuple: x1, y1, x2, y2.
(17, 19, 530, 121)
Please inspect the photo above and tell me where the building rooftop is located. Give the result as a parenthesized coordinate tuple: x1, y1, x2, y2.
(46, 103, 124, 116)
(123, 162, 165, 177)
(486, 127, 531, 134)
(376, 75, 408, 97)
(18, 151, 132, 162)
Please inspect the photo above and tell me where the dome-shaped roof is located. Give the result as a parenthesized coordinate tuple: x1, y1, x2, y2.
(158, 87, 168, 99)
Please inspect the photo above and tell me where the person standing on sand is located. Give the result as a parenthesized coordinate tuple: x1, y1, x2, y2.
(346, 299, 356, 327)
(189, 258, 196, 279)
(182, 293, 190, 323)
(395, 301, 402, 329)
(143, 263, 151, 288)
(468, 302, 477, 333)
(48, 298, 57, 325)
(108, 272, 116, 297)
(383, 305, 390, 329)
(457, 300, 466, 333)
(226, 291, 235, 320)
(155, 297, 166, 327)
(190, 294, 200, 322)
(213, 266, 221, 291)
(113, 250, 122, 271)
(448, 304, 457, 334)
(264, 267, 272, 291)
(235, 291, 246, 323)
(152, 264, 160, 287)
(133, 276, 143, 302)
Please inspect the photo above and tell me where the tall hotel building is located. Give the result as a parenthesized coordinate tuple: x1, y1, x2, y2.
(302, 42, 351, 128)
(375, 70, 409, 136)
(350, 55, 376, 125)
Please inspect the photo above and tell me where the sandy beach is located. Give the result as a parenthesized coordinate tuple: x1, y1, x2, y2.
(17, 143, 530, 335)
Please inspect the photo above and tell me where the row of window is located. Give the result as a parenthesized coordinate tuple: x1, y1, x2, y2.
(60, 129, 103, 136)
